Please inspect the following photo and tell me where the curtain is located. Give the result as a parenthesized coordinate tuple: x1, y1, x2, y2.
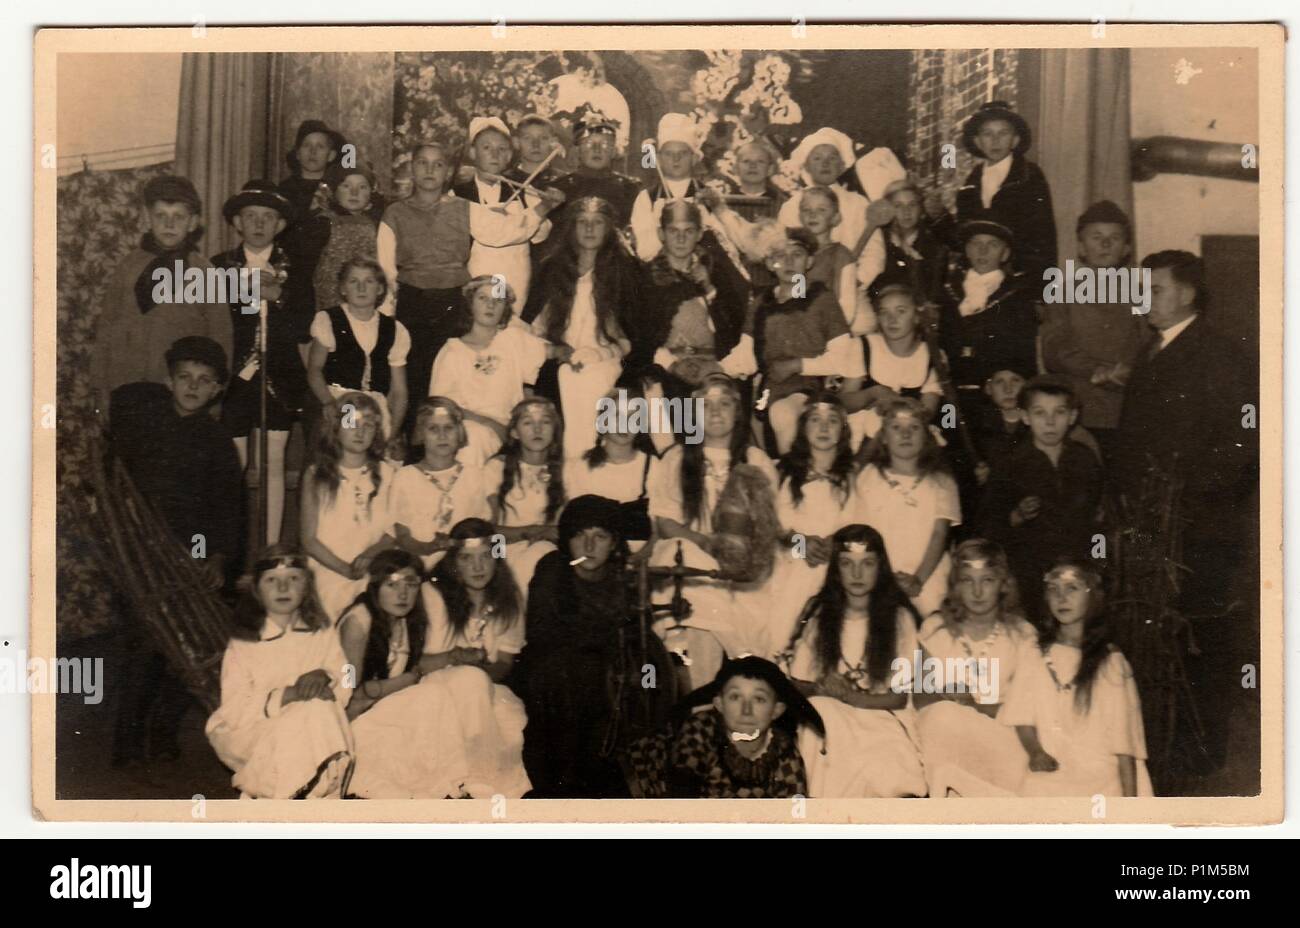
(1034, 49, 1133, 264)
(175, 53, 273, 254)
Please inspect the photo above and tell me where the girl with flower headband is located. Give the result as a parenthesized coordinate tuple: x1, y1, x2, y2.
(646, 374, 780, 686)
(522, 194, 637, 458)
(350, 520, 531, 798)
(484, 397, 567, 600)
(205, 543, 355, 799)
(1000, 559, 1153, 797)
(913, 538, 1037, 798)
(853, 396, 960, 617)
(780, 524, 926, 797)
(390, 397, 493, 571)
(427, 275, 568, 464)
(766, 392, 859, 658)
(300, 391, 398, 621)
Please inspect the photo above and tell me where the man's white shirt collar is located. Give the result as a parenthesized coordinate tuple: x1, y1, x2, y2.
(1158, 313, 1197, 350)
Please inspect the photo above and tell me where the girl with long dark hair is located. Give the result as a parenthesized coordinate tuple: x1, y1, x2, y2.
(523, 195, 636, 458)
(1000, 560, 1153, 797)
(766, 392, 858, 657)
(646, 374, 780, 685)
(778, 524, 926, 797)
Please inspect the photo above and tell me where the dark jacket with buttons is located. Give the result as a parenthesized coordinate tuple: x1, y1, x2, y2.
(944, 154, 1058, 280)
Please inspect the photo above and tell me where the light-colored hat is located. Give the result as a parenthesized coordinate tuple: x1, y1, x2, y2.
(657, 113, 700, 152)
(789, 127, 855, 182)
(468, 115, 511, 145)
(853, 147, 907, 201)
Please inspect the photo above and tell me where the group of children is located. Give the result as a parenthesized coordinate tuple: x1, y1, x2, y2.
(97, 100, 1174, 800)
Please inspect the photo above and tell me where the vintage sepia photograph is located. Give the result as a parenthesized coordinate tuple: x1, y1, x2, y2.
(30, 23, 1283, 824)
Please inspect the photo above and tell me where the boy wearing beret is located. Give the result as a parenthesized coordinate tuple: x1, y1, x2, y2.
(1040, 200, 1147, 461)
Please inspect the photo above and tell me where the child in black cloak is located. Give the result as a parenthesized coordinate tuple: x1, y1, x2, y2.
(625, 655, 825, 799)
(517, 494, 677, 797)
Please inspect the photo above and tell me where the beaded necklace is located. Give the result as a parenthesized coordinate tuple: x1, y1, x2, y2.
(882, 468, 924, 508)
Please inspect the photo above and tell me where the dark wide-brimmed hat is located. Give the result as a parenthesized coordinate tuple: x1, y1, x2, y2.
(961, 101, 1031, 158)
(223, 179, 294, 224)
(958, 218, 1016, 248)
(681, 655, 826, 738)
(286, 119, 348, 171)
(558, 494, 626, 551)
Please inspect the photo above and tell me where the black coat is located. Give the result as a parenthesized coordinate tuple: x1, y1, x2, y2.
(948, 154, 1058, 280)
(935, 266, 1040, 391)
(1115, 315, 1255, 501)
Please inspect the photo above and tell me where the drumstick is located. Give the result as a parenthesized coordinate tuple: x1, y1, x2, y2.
(501, 146, 562, 206)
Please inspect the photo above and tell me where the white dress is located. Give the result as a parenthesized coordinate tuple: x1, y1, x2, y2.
(646, 444, 778, 684)
(427, 324, 549, 465)
(765, 474, 856, 661)
(915, 614, 1036, 797)
(1000, 644, 1155, 797)
(205, 618, 354, 799)
(853, 466, 961, 617)
(483, 457, 558, 601)
(563, 451, 652, 554)
(847, 333, 943, 447)
(790, 607, 927, 798)
(308, 461, 396, 621)
(344, 595, 532, 799)
(535, 271, 624, 459)
(388, 462, 493, 571)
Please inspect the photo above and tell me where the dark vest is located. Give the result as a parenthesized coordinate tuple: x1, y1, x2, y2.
(322, 306, 396, 394)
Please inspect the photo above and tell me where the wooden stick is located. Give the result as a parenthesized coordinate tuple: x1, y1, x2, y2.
(501, 146, 562, 206)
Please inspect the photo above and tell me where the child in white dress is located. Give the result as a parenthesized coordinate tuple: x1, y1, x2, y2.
(428, 275, 565, 464)
(299, 392, 397, 621)
(767, 392, 858, 659)
(484, 398, 566, 600)
(914, 539, 1037, 797)
(390, 397, 493, 572)
(838, 280, 942, 450)
(346, 526, 532, 798)
(854, 398, 960, 617)
(780, 524, 927, 798)
(205, 545, 354, 799)
(528, 197, 632, 458)
(1001, 560, 1154, 797)
(647, 376, 779, 685)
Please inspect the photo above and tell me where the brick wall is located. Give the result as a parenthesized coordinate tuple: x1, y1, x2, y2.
(906, 49, 1020, 196)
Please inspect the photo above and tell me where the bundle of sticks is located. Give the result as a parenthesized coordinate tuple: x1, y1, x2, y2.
(1109, 459, 1206, 793)
(84, 436, 230, 712)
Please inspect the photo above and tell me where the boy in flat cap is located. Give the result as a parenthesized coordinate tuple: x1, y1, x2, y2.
(91, 174, 233, 421)
(1040, 200, 1147, 462)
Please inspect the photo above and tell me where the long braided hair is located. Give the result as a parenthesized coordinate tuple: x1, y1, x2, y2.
(493, 398, 566, 524)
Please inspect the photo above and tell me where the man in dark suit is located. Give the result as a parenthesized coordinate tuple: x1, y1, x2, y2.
(1115, 249, 1257, 771)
